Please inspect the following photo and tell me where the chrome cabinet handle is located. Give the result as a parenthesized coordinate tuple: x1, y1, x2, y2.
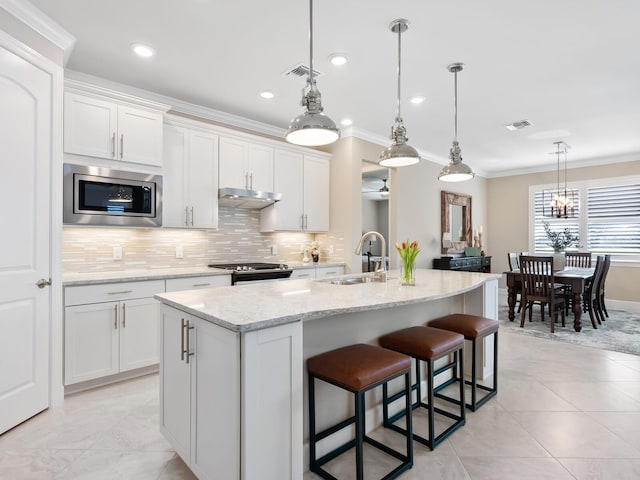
(120, 134, 124, 159)
(36, 278, 52, 289)
(300, 214, 304, 229)
(180, 318, 186, 361)
(249, 172, 253, 190)
(108, 290, 132, 295)
(185, 206, 189, 226)
(304, 214, 308, 229)
(114, 304, 118, 329)
(122, 303, 126, 328)
(192, 283, 211, 287)
(111, 132, 116, 157)
(185, 320, 194, 364)
(190, 207, 194, 226)
(244, 172, 248, 189)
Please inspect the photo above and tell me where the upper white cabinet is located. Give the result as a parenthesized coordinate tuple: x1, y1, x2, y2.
(219, 137, 274, 192)
(64, 90, 165, 166)
(163, 121, 219, 229)
(260, 150, 330, 232)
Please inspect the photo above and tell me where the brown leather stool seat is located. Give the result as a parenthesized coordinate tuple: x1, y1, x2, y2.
(427, 314, 498, 411)
(379, 326, 466, 450)
(307, 344, 413, 480)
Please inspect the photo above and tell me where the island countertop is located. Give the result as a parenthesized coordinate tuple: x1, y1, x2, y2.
(154, 269, 501, 332)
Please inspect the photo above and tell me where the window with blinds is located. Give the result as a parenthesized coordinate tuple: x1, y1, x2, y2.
(587, 183, 640, 255)
(533, 189, 580, 253)
(531, 180, 640, 258)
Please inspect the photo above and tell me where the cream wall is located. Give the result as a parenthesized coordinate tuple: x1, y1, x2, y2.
(488, 159, 640, 303)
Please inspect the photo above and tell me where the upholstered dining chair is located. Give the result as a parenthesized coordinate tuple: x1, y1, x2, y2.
(566, 251, 592, 268)
(519, 255, 566, 333)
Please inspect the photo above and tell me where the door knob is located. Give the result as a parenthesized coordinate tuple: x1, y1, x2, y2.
(36, 278, 52, 289)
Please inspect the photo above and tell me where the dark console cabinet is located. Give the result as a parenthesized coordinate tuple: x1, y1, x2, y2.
(433, 256, 491, 273)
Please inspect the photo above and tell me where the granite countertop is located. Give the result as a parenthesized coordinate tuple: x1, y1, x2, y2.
(154, 269, 501, 333)
(63, 266, 230, 286)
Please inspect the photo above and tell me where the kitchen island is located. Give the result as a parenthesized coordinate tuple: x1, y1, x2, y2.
(154, 269, 500, 480)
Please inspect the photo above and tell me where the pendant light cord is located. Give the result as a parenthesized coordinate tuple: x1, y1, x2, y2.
(453, 68, 458, 142)
(308, 0, 314, 88)
(396, 25, 402, 123)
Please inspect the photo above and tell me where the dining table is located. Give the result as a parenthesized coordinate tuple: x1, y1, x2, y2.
(504, 267, 595, 332)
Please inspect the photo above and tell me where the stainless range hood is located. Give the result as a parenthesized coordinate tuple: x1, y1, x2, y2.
(218, 187, 282, 209)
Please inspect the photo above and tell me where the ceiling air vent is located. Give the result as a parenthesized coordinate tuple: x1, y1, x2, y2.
(282, 63, 322, 78)
(505, 119, 533, 131)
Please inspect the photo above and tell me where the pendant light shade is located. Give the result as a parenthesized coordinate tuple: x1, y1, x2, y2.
(285, 0, 339, 146)
(379, 19, 420, 167)
(439, 63, 474, 182)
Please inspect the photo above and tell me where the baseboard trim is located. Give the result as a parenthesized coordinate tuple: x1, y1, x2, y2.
(498, 288, 640, 313)
(64, 365, 158, 396)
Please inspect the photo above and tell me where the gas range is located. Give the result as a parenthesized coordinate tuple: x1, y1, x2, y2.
(208, 262, 293, 285)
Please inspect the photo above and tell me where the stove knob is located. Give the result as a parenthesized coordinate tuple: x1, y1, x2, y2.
(236, 266, 242, 271)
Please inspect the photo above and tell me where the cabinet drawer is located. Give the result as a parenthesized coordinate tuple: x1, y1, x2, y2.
(65, 280, 165, 306)
(165, 275, 231, 292)
(290, 269, 314, 279)
(315, 266, 344, 278)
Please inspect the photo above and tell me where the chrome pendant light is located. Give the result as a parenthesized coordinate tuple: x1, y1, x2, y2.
(379, 19, 420, 167)
(285, 0, 340, 146)
(439, 63, 474, 182)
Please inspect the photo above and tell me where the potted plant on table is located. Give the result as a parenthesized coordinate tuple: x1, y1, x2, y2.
(543, 222, 579, 271)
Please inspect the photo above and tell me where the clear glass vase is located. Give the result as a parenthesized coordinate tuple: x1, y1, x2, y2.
(401, 262, 416, 286)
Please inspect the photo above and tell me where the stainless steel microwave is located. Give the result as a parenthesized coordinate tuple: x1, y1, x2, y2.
(63, 163, 162, 227)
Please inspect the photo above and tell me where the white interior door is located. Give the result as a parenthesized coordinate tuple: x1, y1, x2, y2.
(0, 44, 52, 434)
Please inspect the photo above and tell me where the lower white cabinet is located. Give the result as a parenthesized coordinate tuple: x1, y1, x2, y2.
(64, 281, 163, 386)
(290, 266, 344, 280)
(160, 307, 240, 480)
(165, 274, 231, 292)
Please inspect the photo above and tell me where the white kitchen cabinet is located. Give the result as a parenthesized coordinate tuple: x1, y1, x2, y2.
(64, 280, 164, 386)
(165, 275, 231, 292)
(160, 307, 240, 480)
(219, 136, 274, 192)
(64, 91, 163, 166)
(290, 266, 344, 280)
(163, 122, 219, 229)
(260, 150, 330, 232)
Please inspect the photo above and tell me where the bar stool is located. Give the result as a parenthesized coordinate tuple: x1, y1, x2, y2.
(427, 313, 498, 411)
(307, 343, 413, 480)
(379, 326, 465, 450)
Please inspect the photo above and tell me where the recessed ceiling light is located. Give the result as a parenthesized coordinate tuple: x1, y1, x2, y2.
(410, 96, 425, 104)
(341, 118, 353, 126)
(260, 91, 274, 99)
(329, 53, 348, 66)
(131, 43, 155, 58)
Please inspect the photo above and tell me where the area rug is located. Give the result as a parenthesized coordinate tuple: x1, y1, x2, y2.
(498, 305, 640, 356)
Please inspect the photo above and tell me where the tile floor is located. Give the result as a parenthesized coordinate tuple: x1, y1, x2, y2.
(1, 329, 640, 479)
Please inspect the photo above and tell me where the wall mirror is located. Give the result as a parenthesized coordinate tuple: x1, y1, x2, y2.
(441, 191, 472, 253)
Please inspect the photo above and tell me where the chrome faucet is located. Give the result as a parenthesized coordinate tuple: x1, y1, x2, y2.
(355, 231, 387, 281)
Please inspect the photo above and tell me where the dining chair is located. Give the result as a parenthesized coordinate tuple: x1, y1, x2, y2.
(597, 255, 611, 320)
(519, 256, 566, 333)
(566, 251, 592, 268)
(507, 253, 524, 313)
(583, 255, 605, 329)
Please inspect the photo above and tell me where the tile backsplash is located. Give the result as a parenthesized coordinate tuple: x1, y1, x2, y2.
(63, 207, 345, 273)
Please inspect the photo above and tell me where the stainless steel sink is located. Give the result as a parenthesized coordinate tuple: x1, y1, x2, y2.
(317, 274, 386, 285)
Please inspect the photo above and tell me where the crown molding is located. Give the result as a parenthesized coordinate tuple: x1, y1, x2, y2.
(1, 0, 76, 64)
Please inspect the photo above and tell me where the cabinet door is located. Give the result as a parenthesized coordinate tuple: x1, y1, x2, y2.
(247, 144, 274, 192)
(188, 130, 219, 229)
(262, 150, 303, 231)
(117, 105, 163, 166)
(64, 302, 119, 385)
(162, 125, 189, 228)
(303, 155, 330, 232)
(218, 137, 247, 189)
(190, 318, 240, 479)
(160, 307, 191, 462)
(119, 298, 161, 372)
(64, 92, 117, 159)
